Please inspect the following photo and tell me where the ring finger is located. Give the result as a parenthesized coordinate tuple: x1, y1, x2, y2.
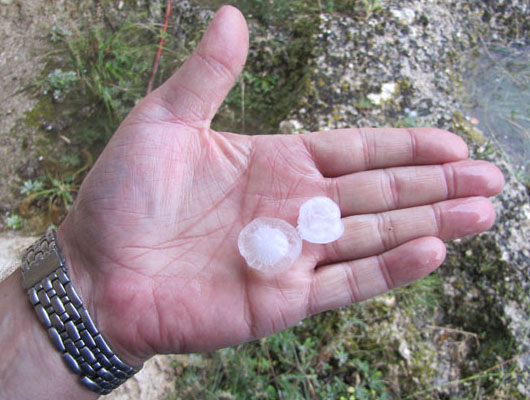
(315, 196, 495, 266)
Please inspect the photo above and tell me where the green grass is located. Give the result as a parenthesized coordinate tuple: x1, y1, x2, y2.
(165, 267, 526, 399)
(32, 0, 322, 143)
(165, 276, 448, 399)
(169, 311, 392, 399)
(17, 1, 526, 398)
(40, 17, 163, 150)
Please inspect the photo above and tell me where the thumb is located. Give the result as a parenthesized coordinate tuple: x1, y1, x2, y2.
(153, 6, 248, 126)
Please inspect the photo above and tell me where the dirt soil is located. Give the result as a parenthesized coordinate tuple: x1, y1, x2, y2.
(0, 0, 95, 219)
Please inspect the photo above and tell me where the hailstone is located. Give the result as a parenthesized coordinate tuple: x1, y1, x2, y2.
(238, 217, 302, 273)
(297, 196, 344, 244)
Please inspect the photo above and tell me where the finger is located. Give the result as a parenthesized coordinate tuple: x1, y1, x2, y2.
(153, 6, 249, 125)
(332, 160, 504, 216)
(318, 196, 495, 266)
(309, 237, 446, 315)
(304, 128, 468, 177)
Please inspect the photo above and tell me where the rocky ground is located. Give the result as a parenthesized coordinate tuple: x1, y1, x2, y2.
(1, 0, 528, 398)
(286, 0, 530, 397)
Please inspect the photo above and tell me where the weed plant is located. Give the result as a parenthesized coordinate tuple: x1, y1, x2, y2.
(41, 17, 163, 150)
(6, 214, 25, 231)
(169, 308, 392, 399)
(165, 275, 448, 399)
(25, 1, 526, 398)
(17, 150, 92, 226)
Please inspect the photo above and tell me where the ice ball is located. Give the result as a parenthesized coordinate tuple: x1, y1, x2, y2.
(238, 217, 302, 273)
(297, 196, 344, 244)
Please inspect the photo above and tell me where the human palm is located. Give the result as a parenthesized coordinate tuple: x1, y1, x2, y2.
(57, 6, 503, 367)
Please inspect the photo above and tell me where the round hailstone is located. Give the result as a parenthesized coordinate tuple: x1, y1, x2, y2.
(238, 217, 302, 273)
(297, 196, 344, 244)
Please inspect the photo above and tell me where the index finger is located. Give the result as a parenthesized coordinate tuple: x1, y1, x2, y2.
(303, 128, 468, 177)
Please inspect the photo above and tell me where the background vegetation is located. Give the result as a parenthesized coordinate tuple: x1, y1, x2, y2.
(5, 0, 528, 398)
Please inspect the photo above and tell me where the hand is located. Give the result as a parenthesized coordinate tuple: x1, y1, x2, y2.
(57, 6, 503, 366)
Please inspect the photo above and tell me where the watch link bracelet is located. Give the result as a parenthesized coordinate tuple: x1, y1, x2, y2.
(21, 230, 142, 395)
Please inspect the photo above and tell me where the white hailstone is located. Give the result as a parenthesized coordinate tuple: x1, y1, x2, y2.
(238, 217, 302, 273)
(297, 196, 344, 244)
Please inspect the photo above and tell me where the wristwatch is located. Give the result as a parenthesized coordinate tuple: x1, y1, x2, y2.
(21, 230, 142, 395)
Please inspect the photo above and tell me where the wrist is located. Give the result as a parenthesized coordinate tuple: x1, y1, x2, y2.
(0, 271, 99, 399)
(16, 227, 144, 395)
(57, 221, 147, 368)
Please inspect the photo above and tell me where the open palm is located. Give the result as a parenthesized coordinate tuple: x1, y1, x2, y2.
(57, 7, 503, 367)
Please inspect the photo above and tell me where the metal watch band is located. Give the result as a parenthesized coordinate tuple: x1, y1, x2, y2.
(21, 230, 141, 395)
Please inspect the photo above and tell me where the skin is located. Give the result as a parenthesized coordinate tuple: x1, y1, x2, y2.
(0, 6, 504, 399)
